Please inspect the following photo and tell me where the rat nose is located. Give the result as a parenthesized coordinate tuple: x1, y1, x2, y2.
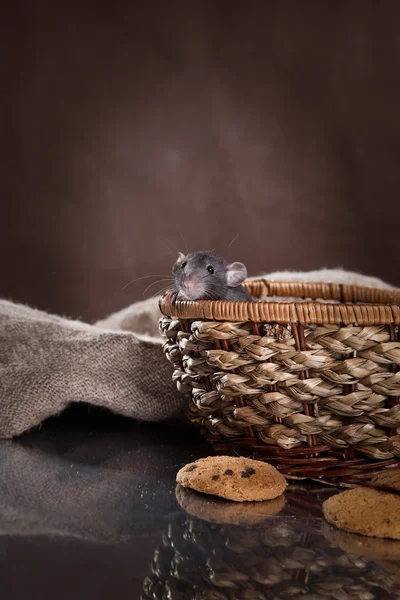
(180, 275, 203, 300)
(182, 278, 196, 292)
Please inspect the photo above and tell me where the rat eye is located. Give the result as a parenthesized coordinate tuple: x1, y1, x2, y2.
(180, 262, 187, 269)
(207, 265, 214, 274)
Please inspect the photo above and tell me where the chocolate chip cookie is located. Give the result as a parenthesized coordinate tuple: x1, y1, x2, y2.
(176, 456, 287, 502)
(323, 487, 400, 539)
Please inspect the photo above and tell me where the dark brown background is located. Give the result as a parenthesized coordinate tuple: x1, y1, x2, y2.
(1, 1, 399, 322)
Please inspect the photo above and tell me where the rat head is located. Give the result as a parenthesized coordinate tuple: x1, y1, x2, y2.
(172, 251, 247, 301)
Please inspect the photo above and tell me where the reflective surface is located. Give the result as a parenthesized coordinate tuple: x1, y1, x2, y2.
(1, 405, 399, 599)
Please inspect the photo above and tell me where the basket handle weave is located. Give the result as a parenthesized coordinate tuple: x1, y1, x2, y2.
(245, 279, 400, 303)
(159, 280, 400, 325)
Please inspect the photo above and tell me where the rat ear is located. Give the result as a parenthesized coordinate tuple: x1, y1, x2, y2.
(225, 262, 247, 287)
(176, 252, 186, 264)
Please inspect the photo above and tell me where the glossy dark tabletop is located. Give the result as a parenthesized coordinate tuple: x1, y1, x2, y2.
(1, 405, 399, 600)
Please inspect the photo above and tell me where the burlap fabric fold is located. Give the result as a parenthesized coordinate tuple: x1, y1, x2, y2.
(0, 269, 395, 438)
(0, 297, 182, 438)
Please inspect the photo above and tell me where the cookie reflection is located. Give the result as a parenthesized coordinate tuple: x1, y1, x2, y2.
(322, 522, 400, 586)
(142, 489, 400, 599)
(175, 484, 286, 526)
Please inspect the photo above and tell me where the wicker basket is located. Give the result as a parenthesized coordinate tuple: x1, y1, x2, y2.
(159, 280, 400, 486)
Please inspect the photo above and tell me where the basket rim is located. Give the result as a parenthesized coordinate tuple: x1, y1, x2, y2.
(159, 279, 400, 325)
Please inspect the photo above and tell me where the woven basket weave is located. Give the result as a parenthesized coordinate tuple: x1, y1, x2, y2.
(159, 280, 400, 486)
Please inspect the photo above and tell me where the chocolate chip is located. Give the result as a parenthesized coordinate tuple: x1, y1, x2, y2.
(186, 465, 197, 472)
(385, 518, 391, 524)
(224, 469, 234, 476)
(212, 475, 219, 481)
(241, 467, 256, 478)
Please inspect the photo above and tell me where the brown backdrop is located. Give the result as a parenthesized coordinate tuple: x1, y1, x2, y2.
(1, 1, 399, 322)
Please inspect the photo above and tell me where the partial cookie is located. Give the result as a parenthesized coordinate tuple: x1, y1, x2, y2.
(323, 487, 400, 539)
(176, 456, 287, 502)
(176, 485, 285, 525)
(371, 468, 400, 494)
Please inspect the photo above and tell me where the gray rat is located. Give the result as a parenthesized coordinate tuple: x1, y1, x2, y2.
(172, 251, 253, 301)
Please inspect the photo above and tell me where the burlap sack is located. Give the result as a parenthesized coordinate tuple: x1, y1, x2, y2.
(0, 296, 183, 439)
(0, 268, 395, 439)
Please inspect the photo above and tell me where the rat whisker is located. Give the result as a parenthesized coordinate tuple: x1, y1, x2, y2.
(179, 232, 189, 255)
(122, 274, 172, 292)
(227, 233, 239, 248)
(147, 284, 173, 299)
(204, 287, 221, 301)
(149, 285, 174, 300)
(195, 269, 226, 285)
(156, 237, 177, 255)
(203, 292, 216, 301)
(205, 293, 220, 302)
(142, 278, 174, 296)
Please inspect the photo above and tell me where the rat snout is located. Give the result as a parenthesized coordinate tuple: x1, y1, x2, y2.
(182, 277, 195, 291)
(181, 276, 196, 294)
(180, 275, 205, 300)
